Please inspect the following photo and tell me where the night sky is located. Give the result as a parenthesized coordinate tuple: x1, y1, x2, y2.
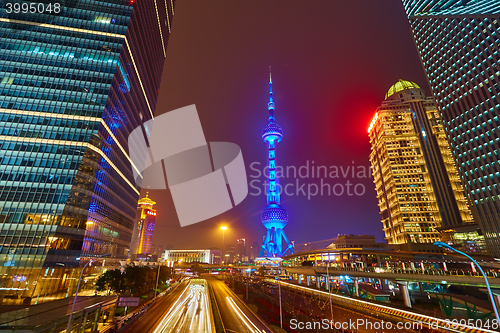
(148, 0, 429, 252)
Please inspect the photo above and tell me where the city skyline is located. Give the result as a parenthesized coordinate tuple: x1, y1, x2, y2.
(1, 0, 499, 330)
(148, 0, 429, 250)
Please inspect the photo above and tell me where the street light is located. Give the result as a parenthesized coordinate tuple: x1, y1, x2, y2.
(267, 258, 283, 329)
(220, 226, 227, 265)
(154, 263, 161, 300)
(66, 253, 111, 333)
(434, 241, 500, 322)
(326, 254, 333, 321)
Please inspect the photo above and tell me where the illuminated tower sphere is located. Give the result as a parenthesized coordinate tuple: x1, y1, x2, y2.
(259, 70, 294, 257)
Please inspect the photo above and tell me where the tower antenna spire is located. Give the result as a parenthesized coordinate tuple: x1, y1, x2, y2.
(268, 66, 275, 122)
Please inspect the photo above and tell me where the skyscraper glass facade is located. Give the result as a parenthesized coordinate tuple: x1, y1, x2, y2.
(369, 80, 475, 252)
(401, 0, 500, 256)
(0, 0, 173, 303)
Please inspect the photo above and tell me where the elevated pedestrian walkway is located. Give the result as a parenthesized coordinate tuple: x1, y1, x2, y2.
(0, 296, 117, 333)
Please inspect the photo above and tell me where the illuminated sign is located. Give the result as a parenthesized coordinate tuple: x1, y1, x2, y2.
(12, 275, 27, 282)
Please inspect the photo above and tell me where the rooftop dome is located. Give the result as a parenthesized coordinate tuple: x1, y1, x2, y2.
(385, 79, 421, 100)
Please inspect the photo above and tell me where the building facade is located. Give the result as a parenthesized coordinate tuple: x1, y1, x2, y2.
(328, 234, 389, 250)
(0, 0, 174, 304)
(369, 80, 477, 252)
(130, 193, 156, 259)
(236, 238, 246, 263)
(401, 1, 500, 255)
(164, 249, 222, 265)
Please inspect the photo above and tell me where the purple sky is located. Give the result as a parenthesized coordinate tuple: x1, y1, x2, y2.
(148, 0, 429, 252)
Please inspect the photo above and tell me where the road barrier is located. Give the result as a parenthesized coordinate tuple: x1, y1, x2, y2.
(207, 282, 226, 333)
(267, 279, 498, 333)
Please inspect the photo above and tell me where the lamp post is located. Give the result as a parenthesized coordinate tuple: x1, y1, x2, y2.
(154, 263, 161, 300)
(434, 241, 500, 322)
(278, 261, 283, 329)
(326, 254, 333, 321)
(267, 258, 283, 329)
(66, 253, 111, 333)
(245, 269, 250, 301)
(220, 226, 227, 265)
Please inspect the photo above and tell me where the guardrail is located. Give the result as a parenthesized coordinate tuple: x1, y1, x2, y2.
(111, 283, 182, 333)
(267, 279, 499, 333)
(285, 265, 500, 278)
(285, 266, 500, 287)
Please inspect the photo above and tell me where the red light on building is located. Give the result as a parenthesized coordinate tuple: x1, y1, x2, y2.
(367, 112, 379, 133)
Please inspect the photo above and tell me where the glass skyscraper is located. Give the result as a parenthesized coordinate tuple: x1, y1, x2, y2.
(401, 1, 500, 256)
(0, 0, 174, 304)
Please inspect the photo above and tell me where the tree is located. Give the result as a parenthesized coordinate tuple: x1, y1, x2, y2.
(190, 263, 206, 276)
(96, 269, 127, 295)
(258, 265, 266, 277)
(96, 265, 173, 296)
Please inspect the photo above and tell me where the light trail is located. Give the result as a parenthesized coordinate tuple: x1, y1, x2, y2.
(226, 296, 265, 333)
(152, 281, 212, 333)
(151, 284, 190, 333)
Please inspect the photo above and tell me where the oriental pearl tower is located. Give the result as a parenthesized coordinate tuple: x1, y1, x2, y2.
(259, 69, 294, 257)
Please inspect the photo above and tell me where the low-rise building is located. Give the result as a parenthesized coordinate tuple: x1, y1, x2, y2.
(328, 234, 389, 250)
(163, 249, 221, 264)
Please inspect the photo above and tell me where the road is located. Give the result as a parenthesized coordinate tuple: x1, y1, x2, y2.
(150, 280, 212, 333)
(206, 276, 270, 333)
(123, 280, 189, 333)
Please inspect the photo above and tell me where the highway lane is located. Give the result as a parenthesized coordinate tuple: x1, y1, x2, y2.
(151, 280, 212, 333)
(206, 276, 270, 333)
(123, 280, 189, 333)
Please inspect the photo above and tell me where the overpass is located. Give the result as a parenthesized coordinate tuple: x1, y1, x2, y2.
(286, 266, 500, 288)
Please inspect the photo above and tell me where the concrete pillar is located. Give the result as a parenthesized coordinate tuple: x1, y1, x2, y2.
(380, 279, 389, 290)
(298, 274, 302, 284)
(354, 279, 360, 297)
(316, 276, 321, 289)
(494, 295, 500, 314)
(307, 275, 311, 286)
(399, 283, 412, 307)
(418, 282, 424, 295)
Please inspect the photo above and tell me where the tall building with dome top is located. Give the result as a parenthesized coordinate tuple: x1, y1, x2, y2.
(368, 80, 486, 253)
(259, 71, 294, 258)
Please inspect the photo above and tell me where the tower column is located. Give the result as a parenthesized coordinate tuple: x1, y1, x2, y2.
(259, 70, 294, 258)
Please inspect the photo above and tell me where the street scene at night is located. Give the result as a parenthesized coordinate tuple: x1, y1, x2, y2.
(1, 0, 500, 332)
